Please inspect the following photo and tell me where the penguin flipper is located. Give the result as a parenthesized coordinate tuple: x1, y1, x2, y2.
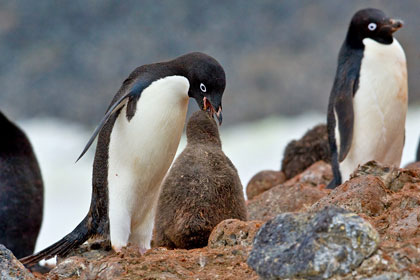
(327, 75, 358, 189)
(19, 215, 91, 266)
(76, 79, 151, 162)
(335, 88, 355, 162)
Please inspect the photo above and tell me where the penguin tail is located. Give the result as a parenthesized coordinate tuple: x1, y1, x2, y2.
(19, 215, 92, 266)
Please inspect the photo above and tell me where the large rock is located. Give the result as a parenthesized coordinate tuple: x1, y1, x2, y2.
(246, 170, 285, 200)
(311, 161, 420, 241)
(247, 161, 331, 221)
(281, 124, 330, 179)
(247, 206, 380, 280)
(404, 161, 420, 170)
(208, 219, 263, 248)
(0, 244, 34, 280)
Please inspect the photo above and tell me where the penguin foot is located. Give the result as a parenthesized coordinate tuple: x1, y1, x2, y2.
(139, 247, 148, 255)
(111, 244, 124, 253)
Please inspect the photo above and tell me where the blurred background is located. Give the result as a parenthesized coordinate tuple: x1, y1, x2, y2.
(0, 1, 418, 257)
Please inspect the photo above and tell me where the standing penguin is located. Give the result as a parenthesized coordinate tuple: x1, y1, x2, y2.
(0, 111, 43, 258)
(327, 8, 408, 188)
(21, 52, 225, 265)
(154, 110, 247, 249)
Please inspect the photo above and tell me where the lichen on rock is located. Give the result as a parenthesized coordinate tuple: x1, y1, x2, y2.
(247, 206, 380, 279)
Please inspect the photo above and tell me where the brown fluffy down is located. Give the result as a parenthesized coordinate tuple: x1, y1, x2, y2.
(153, 110, 247, 249)
(281, 124, 331, 179)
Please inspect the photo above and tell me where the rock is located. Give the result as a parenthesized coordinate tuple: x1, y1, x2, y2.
(247, 161, 331, 221)
(0, 244, 34, 280)
(283, 160, 332, 187)
(208, 219, 264, 248)
(311, 175, 388, 217)
(311, 161, 420, 241)
(404, 161, 420, 170)
(48, 257, 89, 279)
(246, 170, 285, 200)
(281, 124, 331, 179)
(247, 206, 380, 280)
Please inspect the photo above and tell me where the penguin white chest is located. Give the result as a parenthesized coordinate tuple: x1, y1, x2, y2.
(107, 75, 190, 250)
(340, 38, 408, 180)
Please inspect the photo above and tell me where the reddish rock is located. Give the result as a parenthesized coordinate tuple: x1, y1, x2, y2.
(283, 160, 332, 187)
(247, 161, 331, 221)
(311, 175, 389, 217)
(405, 161, 420, 170)
(208, 219, 263, 248)
(245, 170, 285, 200)
(312, 161, 420, 243)
(0, 244, 35, 280)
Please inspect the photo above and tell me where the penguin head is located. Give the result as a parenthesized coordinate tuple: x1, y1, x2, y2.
(347, 8, 403, 48)
(175, 52, 226, 125)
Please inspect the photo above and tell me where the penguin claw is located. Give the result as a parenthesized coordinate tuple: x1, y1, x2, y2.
(139, 247, 147, 255)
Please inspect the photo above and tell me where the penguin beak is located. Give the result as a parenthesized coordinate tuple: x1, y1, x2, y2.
(387, 18, 404, 33)
(203, 96, 223, 125)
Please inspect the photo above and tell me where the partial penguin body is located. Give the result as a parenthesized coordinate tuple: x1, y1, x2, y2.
(327, 8, 408, 188)
(337, 38, 407, 180)
(108, 76, 189, 250)
(21, 52, 226, 265)
(0, 111, 43, 258)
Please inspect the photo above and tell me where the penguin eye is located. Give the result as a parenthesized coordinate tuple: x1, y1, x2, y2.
(200, 83, 207, 93)
(368, 23, 377, 31)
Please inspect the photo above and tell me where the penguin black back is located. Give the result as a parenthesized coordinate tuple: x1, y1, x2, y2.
(154, 110, 247, 249)
(0, 111, 43, 258)
(416, 138, 420, 162)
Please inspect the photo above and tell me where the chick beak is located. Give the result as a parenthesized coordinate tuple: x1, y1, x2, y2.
(215, 107, 223, 125)
(203, 97, 223, 126)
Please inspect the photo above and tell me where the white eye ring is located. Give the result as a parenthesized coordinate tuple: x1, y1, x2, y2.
(200, 83, 207, 92)
(368, 23, 377, 31)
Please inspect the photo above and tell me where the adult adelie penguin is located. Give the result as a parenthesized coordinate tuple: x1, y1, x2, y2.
(154, 110, 247, 249)
(21, 52, 225, 265)
(327, 8, 408, 188)
(0, 111, 43, 258)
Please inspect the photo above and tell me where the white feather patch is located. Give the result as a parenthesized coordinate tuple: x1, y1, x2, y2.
(107, 75, 190, 250)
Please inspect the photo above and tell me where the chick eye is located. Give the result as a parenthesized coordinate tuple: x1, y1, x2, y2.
(200, 83, 207, 93)
(368, 23, 377, 31)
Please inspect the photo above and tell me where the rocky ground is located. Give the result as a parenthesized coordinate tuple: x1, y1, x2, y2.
(2, 160, 420, 279)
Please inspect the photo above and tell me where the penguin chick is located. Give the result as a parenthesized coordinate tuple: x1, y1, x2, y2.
(154, 110, 247, 249)
(281, 124, 330, 179)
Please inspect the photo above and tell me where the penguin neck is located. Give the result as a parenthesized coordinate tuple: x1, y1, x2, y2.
(187, 134, 221, 147)
(186, 126, 222, 147)
(345, 28, 365, 50)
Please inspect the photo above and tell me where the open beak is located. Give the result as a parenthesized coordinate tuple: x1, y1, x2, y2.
(388, 18, 404, 33)
(203, 97, 223, 125)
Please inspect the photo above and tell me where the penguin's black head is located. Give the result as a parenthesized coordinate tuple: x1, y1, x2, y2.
(175, 52, 226, 125)
(347, 8, 403, 48)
